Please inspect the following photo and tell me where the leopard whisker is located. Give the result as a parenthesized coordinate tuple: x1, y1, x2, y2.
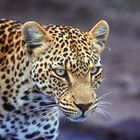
(58, 110, 65, 120)
(96, 105, 111, 119)
(33, 107, 59, 123)
(98, 101, 112, 105)
(31, 107, 60, 132)
(97, 92, 112, 101)
(20, 104, 57, 114)
(98, 104, 109, 109)
(29, 109, 59, 134)
(33, 107, 59, 125)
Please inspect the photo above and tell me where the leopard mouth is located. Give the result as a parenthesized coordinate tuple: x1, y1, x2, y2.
(73, 114, 87, 121)
(63, 112, 88, 122)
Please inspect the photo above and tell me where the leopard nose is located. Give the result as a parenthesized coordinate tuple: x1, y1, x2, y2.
(75, 103, 92, 113)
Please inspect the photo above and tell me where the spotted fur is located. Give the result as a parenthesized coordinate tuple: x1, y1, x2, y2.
(0, 18, 109, 140)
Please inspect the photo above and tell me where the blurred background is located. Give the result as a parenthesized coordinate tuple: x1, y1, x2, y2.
(1, 0, 140, 139)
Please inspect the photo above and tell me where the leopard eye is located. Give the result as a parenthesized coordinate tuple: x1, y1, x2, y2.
(54, 69, 66, 77)
(90, 67, 101, 75)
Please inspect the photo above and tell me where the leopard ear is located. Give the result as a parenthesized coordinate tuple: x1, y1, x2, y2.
(89, 20, 109, 53)
(22, 21, 52, 56)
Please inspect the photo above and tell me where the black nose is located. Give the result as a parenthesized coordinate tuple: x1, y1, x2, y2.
(75, 103, 92, 113)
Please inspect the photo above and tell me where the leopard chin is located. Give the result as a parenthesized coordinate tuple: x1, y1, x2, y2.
(71, 115, 87, 122)
(60, 111, 88, 122)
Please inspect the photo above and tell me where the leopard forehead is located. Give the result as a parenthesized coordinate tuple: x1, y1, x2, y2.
(39, 25, 97, 73)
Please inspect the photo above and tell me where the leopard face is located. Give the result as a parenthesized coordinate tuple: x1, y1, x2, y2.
(22, 20, 109, 121)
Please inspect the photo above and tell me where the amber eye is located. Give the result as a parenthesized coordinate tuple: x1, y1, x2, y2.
(90, 67, 101, 75)
(54, 68, 66, 77)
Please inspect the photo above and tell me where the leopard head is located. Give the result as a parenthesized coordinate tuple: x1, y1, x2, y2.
(22, 20, 109, 121)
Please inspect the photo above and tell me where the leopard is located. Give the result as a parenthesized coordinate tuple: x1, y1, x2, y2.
(0, 18, 109, 140)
